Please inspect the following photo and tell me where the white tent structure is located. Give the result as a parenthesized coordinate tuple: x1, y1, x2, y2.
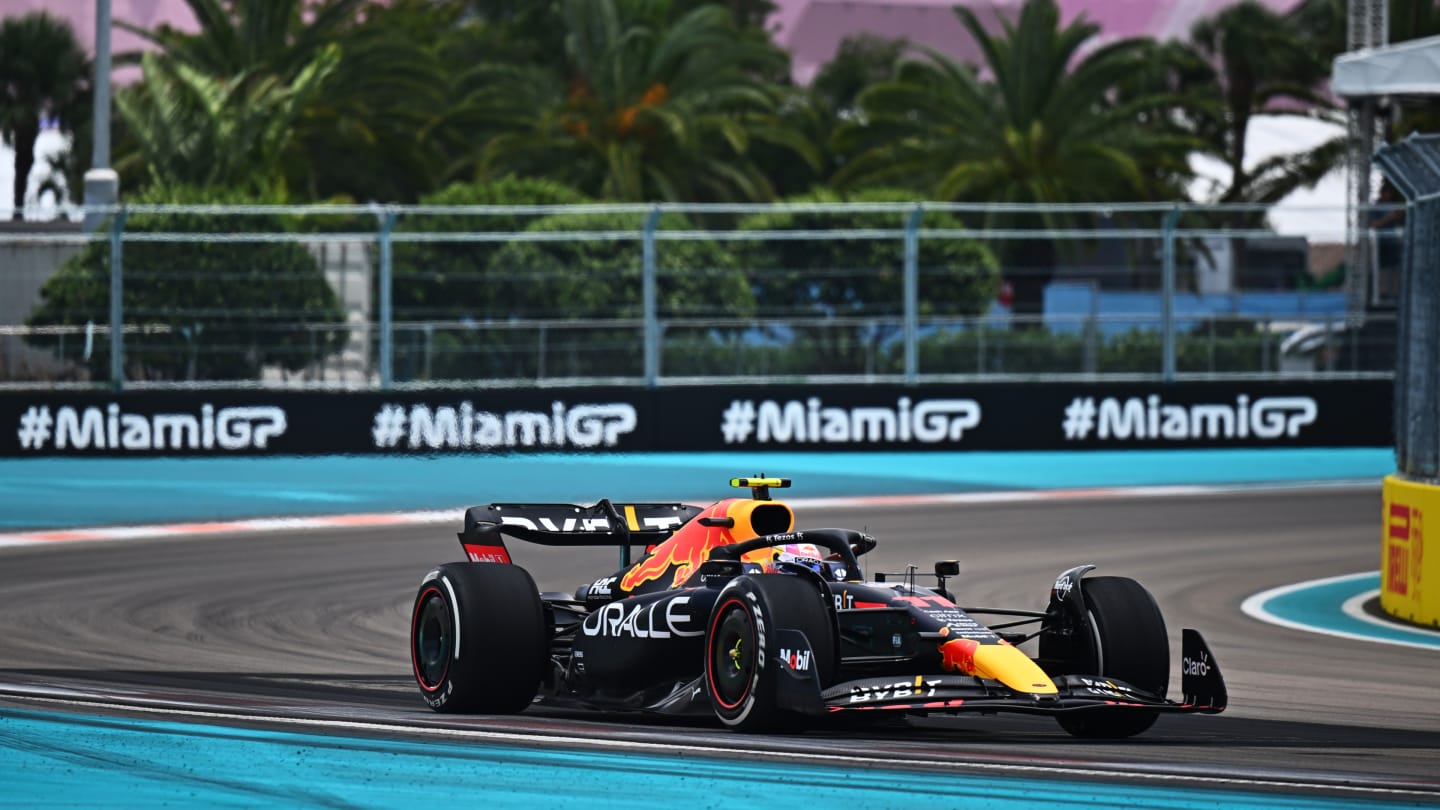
(1331, 28, 1440, 318)
(1333, 34, 1440, 99)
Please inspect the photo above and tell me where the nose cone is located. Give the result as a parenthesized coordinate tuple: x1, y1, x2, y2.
(939, 639, 1057, 695)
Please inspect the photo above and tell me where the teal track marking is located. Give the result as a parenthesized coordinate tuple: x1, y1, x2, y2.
(1242, 572, 1440, 649)
(0, 448, 1393, 529)
(0, 708, 1426, 809)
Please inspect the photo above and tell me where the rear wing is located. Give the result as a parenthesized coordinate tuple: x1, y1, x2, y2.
(459, 499, 704, 565)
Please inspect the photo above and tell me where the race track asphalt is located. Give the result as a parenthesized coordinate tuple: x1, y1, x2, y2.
(1, 449, 1435, 807)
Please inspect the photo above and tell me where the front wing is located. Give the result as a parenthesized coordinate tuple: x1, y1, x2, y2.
(820, 673, 1220, 716)
(788, 628, 1228, 718)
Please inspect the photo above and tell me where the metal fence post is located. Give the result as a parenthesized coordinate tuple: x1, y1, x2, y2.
(376, 207, 396, 390)
(643, 207, 661, 387)
(903, 204, 923, 383)
(108, 207, 128, 391)
(1161, 206, 1181, 382)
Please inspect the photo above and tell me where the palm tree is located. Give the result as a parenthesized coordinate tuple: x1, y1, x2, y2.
(117, 0, 363, 83)
(116, 0, 446, 201)
(831, 0, 1196, 320)
(0, 11, 90, 218)
(114, 48, 340, 194)
(834, 0, 1192, 204)
(754, 33, 908, 199)
(463, 0, 817, 202)
(1182, 1, 1338, 205)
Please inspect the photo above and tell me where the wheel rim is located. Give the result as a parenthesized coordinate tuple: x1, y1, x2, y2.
(709, 602, 755, 710)
(413, 590, 451, 690)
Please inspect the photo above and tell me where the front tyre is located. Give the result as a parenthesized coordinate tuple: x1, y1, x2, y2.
(705, 574, 836, 732)
(410, 562, 546, 713)
(1055, 575, 1169, 739)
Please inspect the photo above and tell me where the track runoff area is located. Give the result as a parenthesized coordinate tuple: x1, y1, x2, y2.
(1, 459, 1428, 649)
(0, 447, 1421, 648)
(2, 452, 1434, 808)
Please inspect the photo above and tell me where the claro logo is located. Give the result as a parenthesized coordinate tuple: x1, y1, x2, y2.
(720, 397, 981, 445)
(15, 403, 286, 451)
(1061, 394, 1317, 441)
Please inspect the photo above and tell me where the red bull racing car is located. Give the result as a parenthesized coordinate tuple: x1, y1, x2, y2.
(409, 477, 1227, 738)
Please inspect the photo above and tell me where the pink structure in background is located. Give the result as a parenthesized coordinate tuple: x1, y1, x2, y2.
(0, 0, 197, 66)
(10, 0, 1302, 84)
(770, 0, 1305, 83)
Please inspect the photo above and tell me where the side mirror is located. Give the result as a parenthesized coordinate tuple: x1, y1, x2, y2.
(934, 560, 960, 577)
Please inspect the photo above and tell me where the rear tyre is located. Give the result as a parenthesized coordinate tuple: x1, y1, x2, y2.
(410, 562, 546, 713)
(1053, 576, 1169, 739)
(705, 574, 836, 732)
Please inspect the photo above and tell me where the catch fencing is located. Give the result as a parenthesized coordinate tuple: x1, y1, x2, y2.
(0, 201, 1401, 390)
(1377, 135, 1440, 480)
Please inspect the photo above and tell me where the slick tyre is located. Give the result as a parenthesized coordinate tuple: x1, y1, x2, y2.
(410, 562, 546, 714)
(705, 574, 837, 733)
(1055, 576, 1169, 739)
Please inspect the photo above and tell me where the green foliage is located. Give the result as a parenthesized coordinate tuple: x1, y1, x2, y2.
(116, 47, 341, 198)
(751, 33, 908, 198)
(733, 188, 999, 373)
(489, 211, 753, 319)
(24, 185, 346, 382)
(114, 0, 447, 202)
(1103, 325, 1271, 374)
(389, 189, 753, 380)
(833, 0, 1196, 206)
(462, 0, 814, 202)
(915, 326, 1084, 375)
(830, 0, 1198, 319)
(1182, 1, 1338, 206)
(911, 322, 1273, 376)
(391, 176, 595, 319)
(737, 189, 999, 318)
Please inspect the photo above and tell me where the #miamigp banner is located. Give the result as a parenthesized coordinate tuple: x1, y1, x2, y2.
(1, 380, 1390, 457)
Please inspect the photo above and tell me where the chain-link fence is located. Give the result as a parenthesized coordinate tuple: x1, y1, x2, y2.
(0, 201, 1400, 390)
(1377, 134, 1440, 480)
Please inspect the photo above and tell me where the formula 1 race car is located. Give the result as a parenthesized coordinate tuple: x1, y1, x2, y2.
(409, 477, 1227, 738)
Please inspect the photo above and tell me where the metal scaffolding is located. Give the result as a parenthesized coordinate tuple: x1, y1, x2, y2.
(1343, 0, 1390, 327)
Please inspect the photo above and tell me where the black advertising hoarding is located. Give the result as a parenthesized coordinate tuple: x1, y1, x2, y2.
(1, 389, 662, 456)
(0, 380, 1391, 457)
(666, 380, 1392, 451)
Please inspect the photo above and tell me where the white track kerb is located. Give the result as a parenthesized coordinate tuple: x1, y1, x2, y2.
(0, 484, 1249, 547)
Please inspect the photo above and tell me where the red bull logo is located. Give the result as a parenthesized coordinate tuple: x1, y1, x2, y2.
(619, 498, 795, 591)
(619, 520, 729, 591)
(939, 638, 979, 675)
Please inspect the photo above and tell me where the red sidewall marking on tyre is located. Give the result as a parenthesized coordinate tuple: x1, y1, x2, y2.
(707, 597, 753, 711)
(411, 586, 449, 692)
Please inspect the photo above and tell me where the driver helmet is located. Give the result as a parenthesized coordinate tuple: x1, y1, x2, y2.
(764, 542, 827, 575)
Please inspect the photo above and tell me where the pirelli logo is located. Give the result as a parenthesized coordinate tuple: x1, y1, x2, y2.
(1386, 503, 1420, 596)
